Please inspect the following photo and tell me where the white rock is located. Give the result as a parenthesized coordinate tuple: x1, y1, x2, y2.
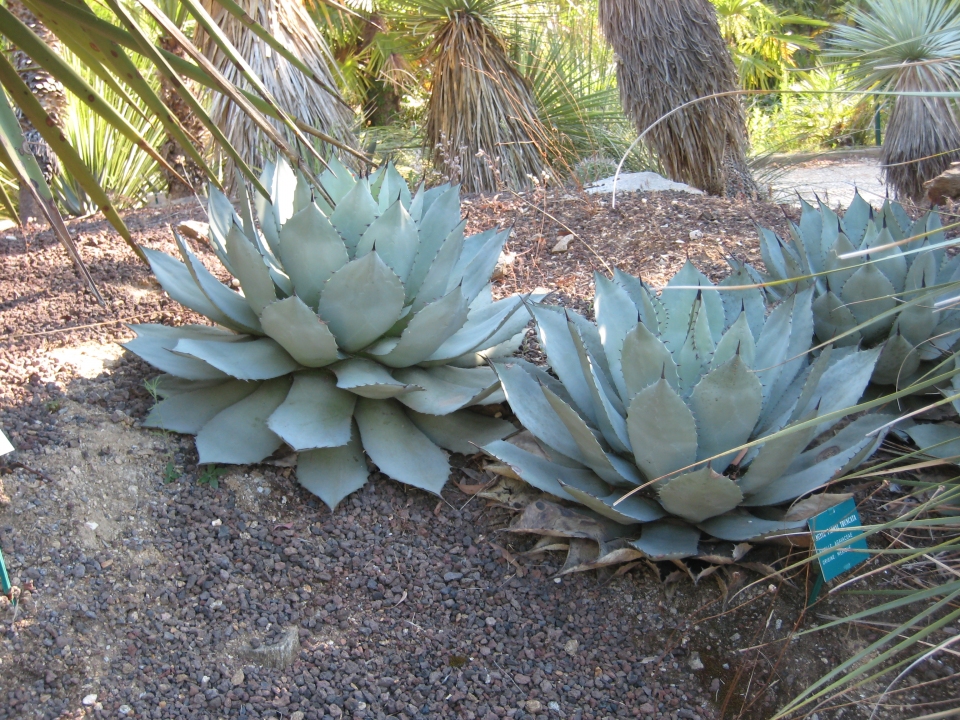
(551, 234, 574, 254)
(564, 638, 579, 655)
(688, 652, 705, 671)
(689, 229, 704, 241)
(586, 171, 704, 196)
(82, 694, 98, 706)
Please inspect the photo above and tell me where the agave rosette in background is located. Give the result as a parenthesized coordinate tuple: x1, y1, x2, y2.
(126, 156, 540, 509)
(483, 261, 892, 562)
(748, 192, 958, 385)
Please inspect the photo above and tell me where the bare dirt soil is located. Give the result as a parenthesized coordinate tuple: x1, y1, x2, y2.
(0, 188, 956, 720)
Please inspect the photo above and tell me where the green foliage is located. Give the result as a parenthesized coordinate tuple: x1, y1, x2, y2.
(127, 156, 535, 510)
(163, 461, 181, 484)
(196, 464, 227, 488)
(484, 262, 889, 560)
(750, 193, 955, 384)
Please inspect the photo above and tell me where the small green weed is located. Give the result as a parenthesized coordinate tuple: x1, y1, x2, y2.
(162, 461, 181, 484)
(197, 465, 227, 490)
(45, 400, 62, 413)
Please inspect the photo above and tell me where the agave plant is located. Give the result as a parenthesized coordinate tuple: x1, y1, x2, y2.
(126, 156, 539, 509)
(483, 261, 891, 560)
(750, 192, 958, 385)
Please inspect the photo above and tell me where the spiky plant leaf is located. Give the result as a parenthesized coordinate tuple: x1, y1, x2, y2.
(196, 377, 291, 464)
(658, 466, 744, 524)
(278, 203, 349, 307)
(259, 297, 340, 368)
(297, 424, 369, 512)
(630, 521, 701, 561)
(173, 337, 298, 381)
(626, 378, 698, 482)
(266, 371, 356, 451)
(143, 380, 258, 434)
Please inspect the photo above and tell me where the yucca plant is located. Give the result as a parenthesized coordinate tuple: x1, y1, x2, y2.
(750, 192, 957, 385)
(126, 156, 539, 509)
(483, 261, 891, 560)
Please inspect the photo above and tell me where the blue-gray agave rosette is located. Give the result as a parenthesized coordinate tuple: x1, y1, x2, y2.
(748, 192, 956, 384)
(126, 157, 540, 509)
(484, 261, 892, 560)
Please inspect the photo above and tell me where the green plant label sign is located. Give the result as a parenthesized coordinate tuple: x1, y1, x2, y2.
(807, 497, 868, 582)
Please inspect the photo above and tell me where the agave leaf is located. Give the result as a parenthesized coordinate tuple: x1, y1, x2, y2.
(887, 199, 913, 240)
(407, 181, 426, 222)
(864, 227, 908, 292)
(630, 521, 701, 561)
(719, 266, 766, 340)
(460, 230, 510, 304)
(123, 325, 232, 380)
(355, 200, 419, 283)
(292, 171, 313, 215)
(414, 221, 467, 309)
(823, 232, 860, 294)
(595, 273, 641, 402)
(768, 286, 815, 404)
(491, 360, 586, 464)
(266, 370, 355, 451)
(175, 236, 262, 334)
(406, 185, 462, 296)
(354, 398, 450, 494)
(223, 226, 275, 316)
(613, 268, 664, 332)
(753, 294, 794, 402)
(419, 184, 448, 215)
(366, 288, 470, 368)
(317, 252, 405, 352)
(839, 263, 897, 343)
(674, 300, 714, 396)
(738, 409, 820, 496)
(151, 375, 225, 398)
(207, 188, 243, 275)
(377, 163, 413, 212)
(318, 155, 356, 205)
(330, 358, 421, 399)
(530, 305, 597, 434)
(689, 355, 763, 473)
(268, 156, 297, 229)
(196, 376, 291, 464)
(698, 510, 806, 542)
(841, 191, 871, 244)
(258, 297, 340, 368)
(541, 384, 640, 486)
(173, 337, 298, 380)
(621, 321, 679, 400)
(481, 440, 583, 501)
(278, 203, 349, 308)
(568, 324, 630, 454)
(660, 260, 725, 344)
(800, 347, 881, 435)
(330, 179, 379, 256)
(872, 334, 920, 386)
(406, 408, 513, 455)
(559, 476, 665, 525)
(423, 295, 526, 365)
(743, 414, 891, 506)
(812, 291, 861, 346)
(758, 226, 789, 281)
(626, 378, 698, 482)
(393, 366, 498, 415)
(144, 379, 258, 433)
(904, 423, 960, 461)
(711, 312, 756, 369)
(144, 249, 238, 330)
(819, 201, 840, 255)
(297, 422, 368, 511)
(904, 249, 937, 292)
(790, 345, 834, 424)
(796, 198, 823, 272)
(895, 295, 938, 350)
(658, 466, 743, 524)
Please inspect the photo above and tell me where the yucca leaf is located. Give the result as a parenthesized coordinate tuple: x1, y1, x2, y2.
(626, 378, 698, 482)
(259, 296, 340, 368)
(297, 422, 368, 511)
(0, 177, 17, 225)
(657, 466, 743, 524)
(196, 376, 290, 464)
(354, 398, 450, 494)
(124, 324, 232, 380)
(330, 179, 379, 256)
(144, 379, 258, 434)
(173, 337, 299, 380)
(0, 3, 186, 185)
(406, 408, 514, 455)
(0, 50, 140, 265)
(266, 370, 355, 450)
(366, 287, 470, 368)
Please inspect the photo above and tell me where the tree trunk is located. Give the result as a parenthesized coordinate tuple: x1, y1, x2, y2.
(598, 0, 758, 197)
(8, 1, 67, 221)
(157, 36, 206, 200)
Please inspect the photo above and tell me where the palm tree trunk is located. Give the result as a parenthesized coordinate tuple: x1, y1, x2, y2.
(599, 0, 758, 196)
(8, 0, 67, 220)
(157, 35, 206, 200)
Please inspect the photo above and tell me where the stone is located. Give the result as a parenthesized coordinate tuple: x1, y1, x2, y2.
(176, 220, 210, 243)
(231, 669, 245, 686)
(514, 673, 531, 685)
(525, 700, 542, 713)
(82, 694, 98, 706)
(688, 652, 704, 671)
(564, 638, 579, 655)
(689, 229, 704, 241)
(550, 235, 574, 254)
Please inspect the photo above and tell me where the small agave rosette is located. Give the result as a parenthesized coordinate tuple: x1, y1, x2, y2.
(126, 157, 540, 509)
(751, 192, 957, 385)
(484, 261, 892, 560)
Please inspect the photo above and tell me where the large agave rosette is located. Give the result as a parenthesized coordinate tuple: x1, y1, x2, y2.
(127, 157, 540, 509)
(484, 261, 892, 560)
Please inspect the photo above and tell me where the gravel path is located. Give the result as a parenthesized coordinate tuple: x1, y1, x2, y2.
(764, 154, 888, 209)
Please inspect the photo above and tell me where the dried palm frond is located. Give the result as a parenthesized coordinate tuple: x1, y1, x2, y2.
(196, 0, 356, 183)
(829, 0, 960, 202)
(394, 0, 554, 193)
(598, 0, 755, 196)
